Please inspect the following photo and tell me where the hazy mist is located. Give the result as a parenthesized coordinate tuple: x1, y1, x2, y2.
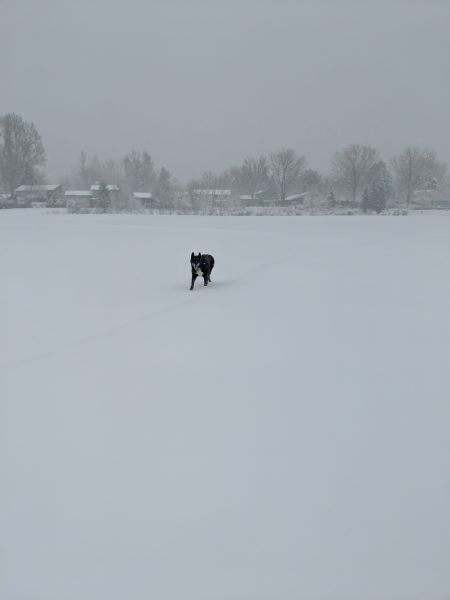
(2, 0, 449, 180)
(2, 4, 450, 599)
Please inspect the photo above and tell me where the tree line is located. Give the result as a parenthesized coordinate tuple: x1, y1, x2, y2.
(65, 150, 178, 209)
(1, 113, 448, 212)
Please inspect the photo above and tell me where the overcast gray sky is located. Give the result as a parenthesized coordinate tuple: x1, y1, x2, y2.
(2, 0, 449, 182)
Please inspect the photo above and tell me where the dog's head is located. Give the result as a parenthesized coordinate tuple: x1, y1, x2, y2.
(191, 252, 202, 271)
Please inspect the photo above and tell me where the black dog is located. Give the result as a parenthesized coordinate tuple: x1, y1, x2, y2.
(190, 252, 215, 290)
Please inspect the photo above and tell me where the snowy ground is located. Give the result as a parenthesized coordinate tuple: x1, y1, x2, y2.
(1, 209, 450, 600)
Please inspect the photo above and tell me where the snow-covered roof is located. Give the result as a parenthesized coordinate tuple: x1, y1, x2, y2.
(133, 192, 152, 199)
(65, 190, 92, 197)
(193, 189, 231, 196)
(90, 184, 120, 191)
(285, 193, 307, 202)
(15, 184, 61, 192)
(240, 193, 271, 203)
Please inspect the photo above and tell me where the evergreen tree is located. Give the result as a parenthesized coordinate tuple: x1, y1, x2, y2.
(363, 181, 386, 213)
(97, 182, 110, 213)
(361, 187, 370, 213)
(155, 167, 176, 209)
(327, 188, 336, 210)
(370, 181, 386, 213)
(367, 160, 393, 203)
(378, 162, 394, 202)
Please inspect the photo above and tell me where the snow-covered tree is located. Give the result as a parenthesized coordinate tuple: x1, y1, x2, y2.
(367, 161, 393, 201)
(390, 146, 447, 210)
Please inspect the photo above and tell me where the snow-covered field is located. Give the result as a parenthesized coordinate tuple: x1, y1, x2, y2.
(1, 209, 450, 600)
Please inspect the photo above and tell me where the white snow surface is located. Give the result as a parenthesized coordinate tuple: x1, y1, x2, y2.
(1, 210, 450, 600)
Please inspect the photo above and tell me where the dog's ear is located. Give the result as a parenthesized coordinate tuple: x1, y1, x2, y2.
(191, 252, 194, 260)
(199, 252, 202, 258)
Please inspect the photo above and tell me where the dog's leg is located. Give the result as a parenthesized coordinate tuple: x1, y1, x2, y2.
(203, 274, 208, 286)
(190, 273, 197, 290)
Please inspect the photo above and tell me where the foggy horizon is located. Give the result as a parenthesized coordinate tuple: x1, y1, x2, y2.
(2, 0, 449, 182)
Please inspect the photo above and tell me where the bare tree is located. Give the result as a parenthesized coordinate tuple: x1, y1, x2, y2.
(73, 152, 103, 188)
(390, 146, 447, 210)
(77, 151, 90, 188)
(269, 148, 306, 202)
(239, 155, 269, 200)
(191, 170, 236, 191)
(123, 150, 155, 194)
(0, 113, 46, 195)
(299, 168, 324, 212)
(332, 143, 380, 205)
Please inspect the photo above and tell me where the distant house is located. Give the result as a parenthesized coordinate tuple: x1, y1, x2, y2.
(240, 194, 262, 207)
(90, 183, 121, 206)
(193, 189, 231, 199)
(191, 189, 233, 210)
(411, 189, 450, 210)
(65, 190, 93, 211)
(15, 184, 63, 207)
(132, 192, 155, 209)
(239, 190, 271, 207)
